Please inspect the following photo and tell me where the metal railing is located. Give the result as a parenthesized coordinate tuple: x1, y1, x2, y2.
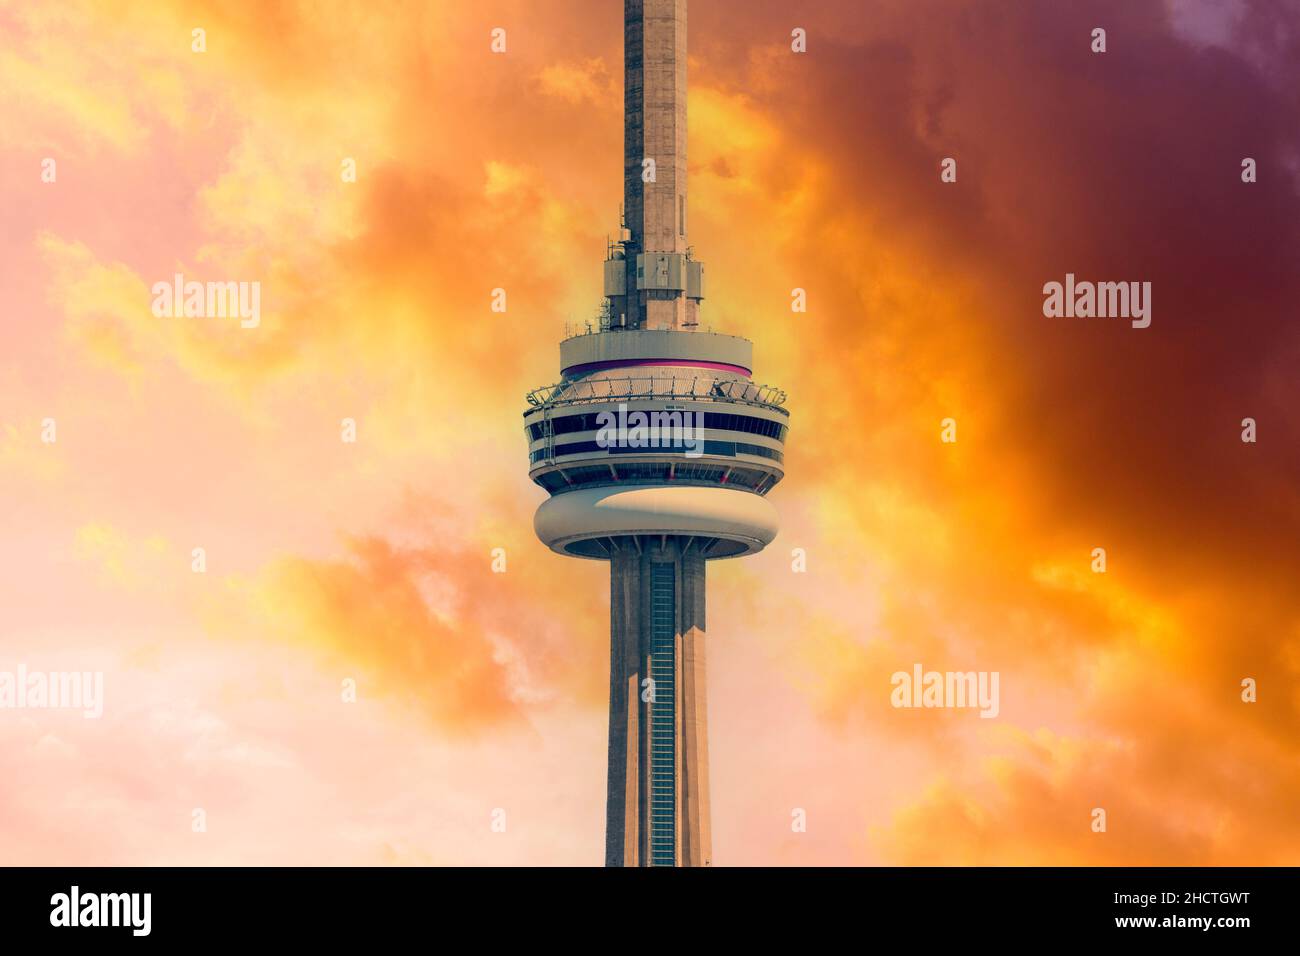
(525, 375, 788, 413)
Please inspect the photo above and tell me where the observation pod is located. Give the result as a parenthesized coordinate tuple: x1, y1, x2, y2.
(526, 329, 787, 561)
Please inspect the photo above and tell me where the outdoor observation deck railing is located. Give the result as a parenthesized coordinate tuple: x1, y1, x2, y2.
(525, 375, 788, 414)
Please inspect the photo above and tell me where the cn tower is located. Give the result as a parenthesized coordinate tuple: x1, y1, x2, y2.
(523, 0, 788, 867)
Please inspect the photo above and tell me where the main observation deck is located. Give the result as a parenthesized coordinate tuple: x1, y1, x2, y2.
(523, 328, 788, 560)
(525, 332, 787, 491)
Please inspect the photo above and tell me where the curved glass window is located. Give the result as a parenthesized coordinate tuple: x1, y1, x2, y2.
(531, 440, 782, 464)
(528, 411, 787, 443)
(530, 462, 777, 495)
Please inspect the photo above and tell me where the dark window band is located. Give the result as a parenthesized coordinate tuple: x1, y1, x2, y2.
(533, 462, 779, 494)
(527, 410, 787, 443)
(529, 439, 783, 464)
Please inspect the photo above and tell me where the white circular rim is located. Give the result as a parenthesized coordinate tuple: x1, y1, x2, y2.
(534, 484, 779, 559)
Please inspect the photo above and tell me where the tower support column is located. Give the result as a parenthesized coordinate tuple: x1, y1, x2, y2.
(606, 536, 711, 866)
(622, 0, 691, 330)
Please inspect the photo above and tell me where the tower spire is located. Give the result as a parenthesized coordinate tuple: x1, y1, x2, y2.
(607, 0, 703, 331)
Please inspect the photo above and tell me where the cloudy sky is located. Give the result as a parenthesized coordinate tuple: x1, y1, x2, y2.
(1, 0, 1297, 865)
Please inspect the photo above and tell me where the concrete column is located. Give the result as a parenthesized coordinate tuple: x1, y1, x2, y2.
(605, 537, 711, 866)
(624, 0, 688, 330)
(607, 547, 642, 866)
(678, 544, 711, 866)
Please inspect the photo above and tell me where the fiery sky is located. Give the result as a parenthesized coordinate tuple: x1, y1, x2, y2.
(1, 0, 1297, 865)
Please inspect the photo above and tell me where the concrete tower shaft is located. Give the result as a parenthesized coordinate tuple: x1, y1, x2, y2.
(625, 0, 687, 256)
(610, 0, 703, 331)
(607, 538, 710, 866)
